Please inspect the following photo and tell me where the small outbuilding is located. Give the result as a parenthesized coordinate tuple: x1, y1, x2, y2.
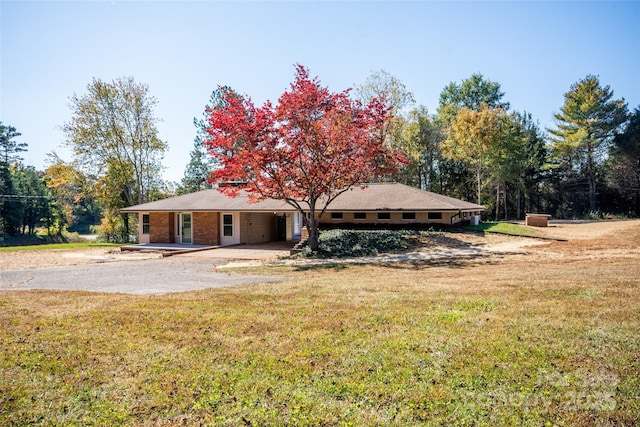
(525, 213, 552, 227)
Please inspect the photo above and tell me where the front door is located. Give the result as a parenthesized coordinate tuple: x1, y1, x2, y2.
(220, 212, 240, 246)
(177, 213, 192, 244)
(276, 216, 287, 241)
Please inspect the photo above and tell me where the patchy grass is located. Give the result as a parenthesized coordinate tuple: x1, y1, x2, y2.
(0, 242, 120, 252)
(468, 221, 543, 238)
(1, 228, 639, 425)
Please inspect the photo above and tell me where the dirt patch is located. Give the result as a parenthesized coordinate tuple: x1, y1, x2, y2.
(0, 247, 162, 271)
(533, 219, 639, 241)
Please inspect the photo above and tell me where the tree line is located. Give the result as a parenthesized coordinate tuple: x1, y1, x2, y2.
(351, 71, 637, 220)
(1, 71, 638, 243)
(0, 77, 166, 243)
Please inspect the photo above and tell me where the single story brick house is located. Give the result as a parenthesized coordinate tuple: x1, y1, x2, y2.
(120, 183, 485, 246)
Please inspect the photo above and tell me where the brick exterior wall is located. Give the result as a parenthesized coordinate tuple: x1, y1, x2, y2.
(193, 212, 220, 245)
(149, 212, 175, 243)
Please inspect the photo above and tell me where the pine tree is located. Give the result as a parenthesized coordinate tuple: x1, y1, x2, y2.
(548, 75, 627, 212)
(0, 122, 27, 164)
(177, 140, 213, 194)
(178, 87, 238, 194)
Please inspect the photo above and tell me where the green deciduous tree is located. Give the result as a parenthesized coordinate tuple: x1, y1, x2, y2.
(398, 106, 443, 190)
(11, 165, 50, 236)
(63, 77, 167, 241)
(548, 75, 627, 212)
(442, 104, 507, 205)
(437, 73, 509, 125)
(435, 73, 510, 204)
(490, 112, 547, 219)
(43, 153, 102, 234)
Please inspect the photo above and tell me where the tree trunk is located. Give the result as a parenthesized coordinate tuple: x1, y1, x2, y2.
(306, 221, 320, 252)
(586, 140, 597, 212)
(122, 212, 130, 243)
(305, 202, 321, 252)
(476, 163, 482, 205)
(503, 186, 508, 220)
(495, 184, 500, 221)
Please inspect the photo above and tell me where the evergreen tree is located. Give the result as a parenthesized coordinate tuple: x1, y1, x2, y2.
(491, 112, 547, 219)
(0, 122, 27, 164)
(177, 140, 213, 194)
(178, 87, 238, 194)
(0, 123, 27, 238)
(0, 162, 19, 237)
(548, 75, 627, 212)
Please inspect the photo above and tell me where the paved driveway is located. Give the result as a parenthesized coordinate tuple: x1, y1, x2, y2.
(0, 257, 280, 295)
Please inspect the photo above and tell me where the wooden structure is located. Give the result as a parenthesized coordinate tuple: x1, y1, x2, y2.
(525, 213, 551, 227)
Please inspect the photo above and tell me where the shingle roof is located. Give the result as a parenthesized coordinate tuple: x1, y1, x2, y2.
(120, 189, 293, 212)
(327, 183, 485, 211)
(120, 183, 484, 213)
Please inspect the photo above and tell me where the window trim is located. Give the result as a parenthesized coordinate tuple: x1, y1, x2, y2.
(377, 212, 391, 221)
(330, 212, 344, 220)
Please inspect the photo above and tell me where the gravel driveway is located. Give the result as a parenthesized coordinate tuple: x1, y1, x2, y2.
(0, 257, 280, 295)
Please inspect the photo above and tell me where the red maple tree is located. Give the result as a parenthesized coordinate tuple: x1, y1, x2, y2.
(204, 65, 404, 251)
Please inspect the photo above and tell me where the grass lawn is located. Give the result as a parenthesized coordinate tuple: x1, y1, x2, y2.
(467, 222, 543, 238)
(1, 228, 638, 425)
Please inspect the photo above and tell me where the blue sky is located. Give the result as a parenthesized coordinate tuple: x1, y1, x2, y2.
(1, 0, 639, 183)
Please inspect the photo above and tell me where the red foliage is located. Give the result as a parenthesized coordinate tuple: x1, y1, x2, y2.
(204, 65, 403, 211)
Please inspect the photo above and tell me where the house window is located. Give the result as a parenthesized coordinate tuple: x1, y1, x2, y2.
(223, 214, 234, 237)
(331, 212, 343, 220)
(402, 212, 416, 221)
(428, 212, 443, 220)
(377, 212, 391, 220)
(142, 214, 150, 234)
(354, 212, 367, 220)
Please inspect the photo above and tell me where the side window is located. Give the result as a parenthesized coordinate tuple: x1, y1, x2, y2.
(353, 212, 367, 220)
(428, 212, 443, 220)
(377, 212, 391, 220)
(223, 214, 233, 237)
(331, 212, 343, 220)
(142, 214, 150, 234)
